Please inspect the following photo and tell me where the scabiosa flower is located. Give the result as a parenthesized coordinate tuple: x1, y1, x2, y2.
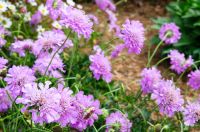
(57, 84, 78, 127)
(33, 53, 65, 78)
(111, 44, 125, 58)
(168, 50, 193, 74)
(159, 23, 181, 44)
(95, 0, 116, 11)
(88, 14, 99, 25)
(140, 67, 162, 94)
(10, 39, 37, 57)
(89, 50, 112, 83)
(16, 81, 61, 124)
(0, 88, 12, 112)
(46, 0, 63, 20)
(4, 66, 36, 98)
(119, 19, 145, 54)
(70, 91, 102, 131)
(59, 6, 93, 39)
(187, 70, 200, 90)
(35, 30, 73, 56)
(152, 80, 184, 117)
(0, 57, 8, 71)
(183, 101, 200, 126)
(30, 11, 42, 25)
(106, 112, 132, 132)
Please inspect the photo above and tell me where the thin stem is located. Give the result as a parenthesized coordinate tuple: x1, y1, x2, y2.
(115, 0, 127, 6)
(44, 30, 71, 76)
(1, 120, 6, 132)
(107, 83, 114, 97)
(104, 88, 121, 96)
(147, 33, 169, 67)
(133, 104, 146, 124)
(155, 56, 170, 66)
(0, 50, 9, 60)
(93, 125, 98, 132)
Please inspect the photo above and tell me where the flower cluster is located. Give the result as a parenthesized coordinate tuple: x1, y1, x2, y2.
(168, 50, 193, 74)
(16, 81, 102, 130)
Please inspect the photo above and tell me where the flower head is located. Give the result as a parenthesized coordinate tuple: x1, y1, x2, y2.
(10, 39, 37, 57)
(159, 23, 181, 44)
(95, 0, 116, 11)
(183, 101, 200, 126)
(70, 91, 102, 131)
(141, 67, 162, 94)
(187, 70, 200, 90)
(16, 81, 61, 124)
(111, 44, 125, 58)
(0, 57, 8, 71)
(30, 11, 42, 25)
(119, 19, 145, 54)
(168, 50, 193, 74)
(59, 6, 93, 39)
(33, 53, 65, 78)
(152, 80, 184, 117)
(106, 112, 132, 132)
(0, 88, 12, 112)
(89, 50, 112, 83)
(4, 66, 36, 98)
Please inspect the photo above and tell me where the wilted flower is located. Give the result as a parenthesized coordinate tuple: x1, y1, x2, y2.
(159, 23, 181, 44)
(16, 81, 61, 124)
(95, 0, 116, 11)
(59, 6, 93, 39)
(106, 10, 120, 34)
(57, 84, 78, 127)
(188, 70, 200, 90)
(168, 50, 193, 74)
(4, 66, 36, 98)
(89, 50, 112, 83)
(106, 111, 132, 132)
(119, 19, 145, 54)
(141, 67, 162, 94)
(183, 101, 200, 126)
(0, 57, 8, 71)
(33, 53, 65, 78)
(152, 80, 184, 117)
(0, 88, 12, 112)
(10, 39, 37, 57)
(46, 0, 63, 20)
(70, 91, 102, 131)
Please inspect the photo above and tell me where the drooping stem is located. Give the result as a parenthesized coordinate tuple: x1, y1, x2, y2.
(44, 30, 71, 76)
(155, 56, 170, 66)
(147, 33, 169, 67)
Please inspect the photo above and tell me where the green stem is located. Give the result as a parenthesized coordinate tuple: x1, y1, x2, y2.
(0, 50, 9, 60)
(44, 30, 71, 76)
(104, 88, 121, 96)
(155, 56, 170, 66)
(147, 33, 169, 67)
(133, 104, 146, 124)
(115, 0, 127, 6)
(93, 125, 98, 132)
(1, 120, 6, 132)
(107, 83, 114, 97)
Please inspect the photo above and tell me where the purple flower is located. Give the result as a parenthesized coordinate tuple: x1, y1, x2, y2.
(168, 50, 193, 74)
(70, 91, 102, 131)
(119, 19, 145, 54)
(35, 30, 73, 56)
(89, 50, 112, 83)
(106, 111, 132, 132)
(88, 14, 99, 25)
(4, 66, 36, 98)
(33, 53, 65, 78)
(183, 101, 200, 126)
(0, 26, 10, 47)
(30, 11, 42, 25)
(59, 6, 93, 39)
(10, 39, 37, 57)
(16, 81, 61, 124)
(0, 88, 12, 112)
(152, 80, 184, 117)
(187, 70, 200, 90)
(95, 0, 116, 11)
(111, 44, 125, 58)
(46, 0, 62, 20)
(57, 84, 78, 127)
(0, 57, 8, 71)
(159, 23, 181, 44)
(140, 67, 162, 94)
